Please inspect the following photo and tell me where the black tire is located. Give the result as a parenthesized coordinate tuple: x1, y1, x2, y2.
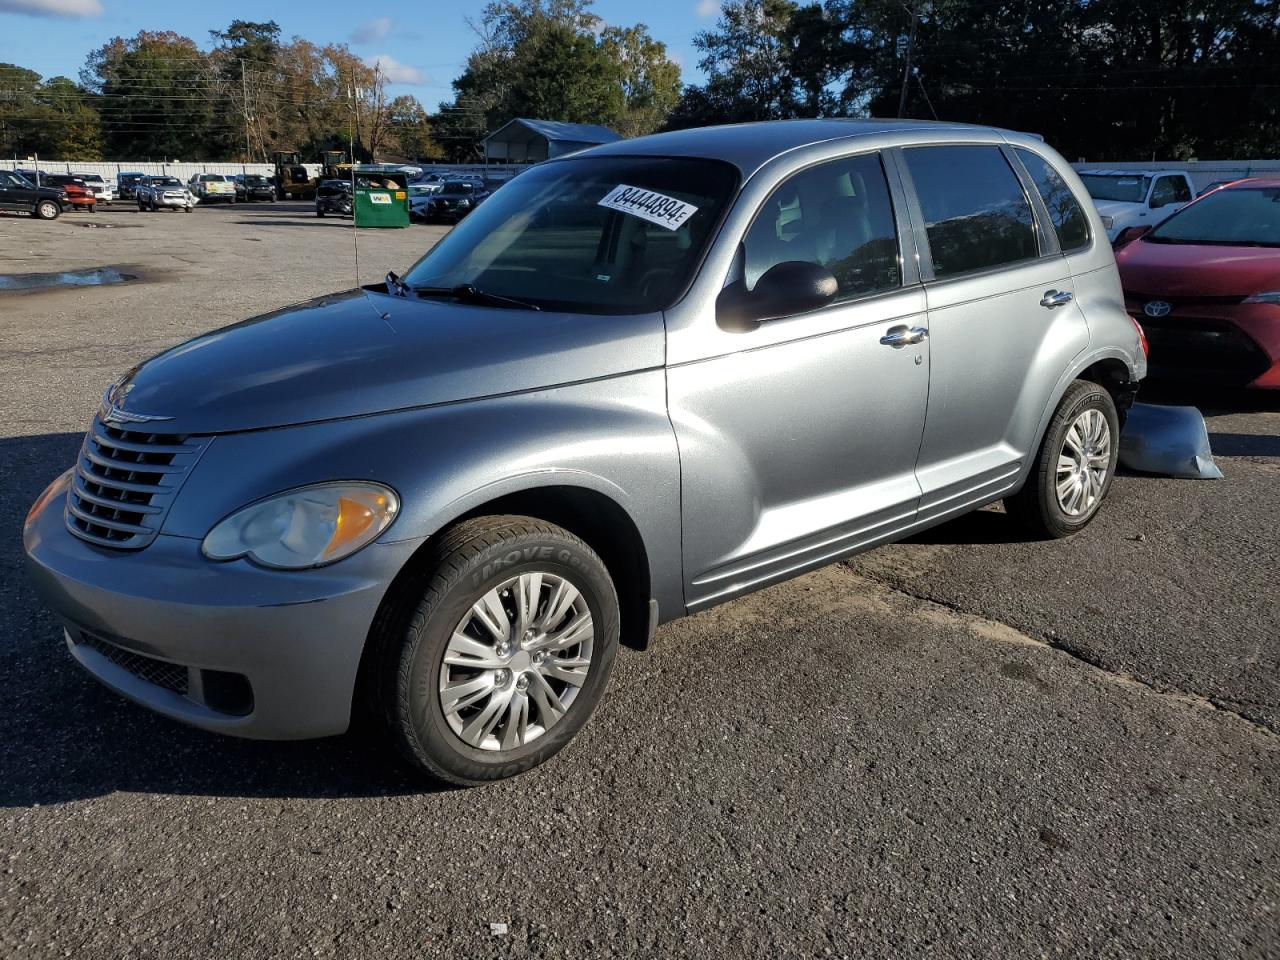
(34, 199, 60, 221)
(1006, 379, 1120, 539)
(372, 515, 620, 786)
(316, 209, 324, 217)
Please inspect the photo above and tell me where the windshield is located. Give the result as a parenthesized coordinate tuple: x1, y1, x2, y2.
(404, 156, 738, 314)
(2, 171, 32, 187)
(1148, 186, 1280, 247)
(79, 174, 103, 183)
(152, 177, 181, 187)
(244, 176, 267, 185)
(441, 182, 477, 195)
(1080, 174, 1151, 204)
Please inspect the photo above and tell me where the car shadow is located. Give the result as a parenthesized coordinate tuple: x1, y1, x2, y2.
(0, 432, 448, 806)
(1208, 432, 1280, 457)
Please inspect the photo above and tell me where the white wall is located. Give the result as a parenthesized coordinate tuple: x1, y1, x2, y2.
(0, 159, 277, 180)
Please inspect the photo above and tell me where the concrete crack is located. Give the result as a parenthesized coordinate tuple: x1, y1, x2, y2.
(842, 565, 1280, 743)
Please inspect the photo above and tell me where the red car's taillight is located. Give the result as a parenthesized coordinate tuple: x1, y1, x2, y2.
(1130, 315, 1149, 359)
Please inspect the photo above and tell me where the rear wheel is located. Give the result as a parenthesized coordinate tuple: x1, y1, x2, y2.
(1006, 379, 1120, 538)
(34, 199, 60, 221)
(373, 515, 620, 785)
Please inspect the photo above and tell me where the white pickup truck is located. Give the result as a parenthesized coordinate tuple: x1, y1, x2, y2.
(1076, 169, 1195, 243)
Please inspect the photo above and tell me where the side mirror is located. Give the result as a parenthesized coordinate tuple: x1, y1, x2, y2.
(717, 260, 838, 332)
(1114, 225, 1151, 248)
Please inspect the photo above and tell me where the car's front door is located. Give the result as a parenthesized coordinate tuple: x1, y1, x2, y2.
(0, 172, 34, 210)
(667, 150, 931, 612)
(897, 144, 1089, 524)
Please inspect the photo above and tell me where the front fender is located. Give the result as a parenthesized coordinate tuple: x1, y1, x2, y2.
(162, 371, 684, 621)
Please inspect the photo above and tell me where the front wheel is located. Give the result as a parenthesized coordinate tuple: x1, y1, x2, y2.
(1005, 379, 1120, 538)
(373, 515, 620, 785)
(34, 199, 60, 220)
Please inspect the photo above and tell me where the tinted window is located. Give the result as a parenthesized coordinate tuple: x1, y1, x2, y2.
(1016, 148, 1090, 251)
(905, 146, 1038, 278)
(741, 152, 900, 301)
(1079, 174, 1150, 203)
(1150, 176, 1191, 208)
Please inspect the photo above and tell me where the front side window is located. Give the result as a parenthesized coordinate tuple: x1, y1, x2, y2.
(1015, 148, 1090, 250)
(404, 156, 738, 315)
(904, 145, 1038, 278)
(1150, 176, 1191, 208)
(740, 152, 901, 301)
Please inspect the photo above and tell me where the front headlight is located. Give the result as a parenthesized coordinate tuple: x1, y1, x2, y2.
(1243, 291, 1280, 306)
(202, 482, 399, 569)
(457, 198, 472, 208)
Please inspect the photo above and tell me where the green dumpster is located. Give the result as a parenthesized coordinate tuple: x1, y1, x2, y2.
(353, 168, 409, 228)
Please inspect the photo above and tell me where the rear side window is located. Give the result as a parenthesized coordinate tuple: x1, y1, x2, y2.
(741, 151, 901, 302)
(904, 145, 1038, 278)
(1015, 148, 1090, 250)
(1150, 176, 1191, 208)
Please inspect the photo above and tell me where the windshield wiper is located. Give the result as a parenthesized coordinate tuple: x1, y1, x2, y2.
(413, 283, 541, 311)
(385, 270, 411, 297)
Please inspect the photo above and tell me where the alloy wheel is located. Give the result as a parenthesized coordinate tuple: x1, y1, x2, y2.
(1056, 408, 1111, 517)
(439, 572, 594, 752)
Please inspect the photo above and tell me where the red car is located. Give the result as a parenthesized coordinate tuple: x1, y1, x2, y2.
(1114, 178, 1280, 389)
(41, 174, 97, 212)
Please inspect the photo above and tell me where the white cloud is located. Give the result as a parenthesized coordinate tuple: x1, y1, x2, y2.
(350, 17, 392, 44)
(0, 0, 102, 16)
(364, 54, 427, 86)
(696, 0, 719, 17)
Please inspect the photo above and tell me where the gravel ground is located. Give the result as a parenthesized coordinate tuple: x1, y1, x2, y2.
(1, 201, 1277, 959)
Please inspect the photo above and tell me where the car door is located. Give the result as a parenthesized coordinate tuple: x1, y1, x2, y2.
(0, 172, 25, 210)
(896, 143, 1089, 526)
(667, 150, 931, 612)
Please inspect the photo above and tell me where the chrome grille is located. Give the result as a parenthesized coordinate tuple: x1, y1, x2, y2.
(65, 416, 209, 549)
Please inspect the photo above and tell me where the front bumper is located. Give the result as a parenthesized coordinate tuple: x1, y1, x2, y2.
(23, 487, 421, 739)
(1125, 297, 1280, 389)
(154, 196, 193, 208)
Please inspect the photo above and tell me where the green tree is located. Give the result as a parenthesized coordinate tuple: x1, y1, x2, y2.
(0, 65, 103, 160)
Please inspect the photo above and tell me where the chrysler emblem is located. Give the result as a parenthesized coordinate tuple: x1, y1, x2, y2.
(1143, 300, 1171, 318)
(100, 385, 173, 425)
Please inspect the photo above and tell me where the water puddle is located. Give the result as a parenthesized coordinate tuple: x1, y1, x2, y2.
(0, 267, 137, 291)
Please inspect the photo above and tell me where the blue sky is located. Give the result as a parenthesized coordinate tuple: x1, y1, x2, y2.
(0, 0, 717, 108)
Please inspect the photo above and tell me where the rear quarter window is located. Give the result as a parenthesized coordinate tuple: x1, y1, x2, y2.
(1015, 148, 1090, 251)
(904, 145, 1038, 279)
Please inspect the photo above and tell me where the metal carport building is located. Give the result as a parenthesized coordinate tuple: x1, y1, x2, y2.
(482, 119, 622, 163)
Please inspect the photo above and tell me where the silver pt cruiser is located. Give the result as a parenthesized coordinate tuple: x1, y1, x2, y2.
(24, 120, 1147, 784)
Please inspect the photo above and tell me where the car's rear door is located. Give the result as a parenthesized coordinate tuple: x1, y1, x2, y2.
(894, 143, 1089, 528)
(667, 149, 932, 612)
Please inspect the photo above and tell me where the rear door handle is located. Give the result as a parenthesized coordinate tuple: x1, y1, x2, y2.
(1040, 289, 1074, 308)
(880, 325, 929, 347)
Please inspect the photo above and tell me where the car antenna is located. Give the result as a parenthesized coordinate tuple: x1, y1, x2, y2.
(348, 72, 361, 290)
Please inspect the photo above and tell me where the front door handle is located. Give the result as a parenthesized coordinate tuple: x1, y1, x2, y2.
(1041, 289, 1074, 308)
(880, 325, 929, 347)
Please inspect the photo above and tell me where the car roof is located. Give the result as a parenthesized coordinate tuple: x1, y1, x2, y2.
(578, 118, 1023, 176)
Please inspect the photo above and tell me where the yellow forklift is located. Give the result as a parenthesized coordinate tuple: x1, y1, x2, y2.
(272, 151, 319, 199)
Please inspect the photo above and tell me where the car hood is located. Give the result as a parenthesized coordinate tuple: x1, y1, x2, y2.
(106, 289, 665, 435)
(1091, 199, 1141, 219)
(1116, 240, 1280, 298)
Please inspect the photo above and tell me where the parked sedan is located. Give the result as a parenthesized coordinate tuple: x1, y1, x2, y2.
(314, 179, 352, 217)
(40, 174, 96, 212)
(137, 176, 195, 212)
(233, 174, 275, 202)
(419, 179, 489, 222)
(0, 169, 68, 220)
(1115, 178, 1280, 389)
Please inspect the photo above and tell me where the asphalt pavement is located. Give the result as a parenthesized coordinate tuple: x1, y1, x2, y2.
(1, 201, 1276, 958)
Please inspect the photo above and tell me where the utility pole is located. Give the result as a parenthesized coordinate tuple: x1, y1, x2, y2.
(897, 4, 922, 119)
(240, 59, 251, 172)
